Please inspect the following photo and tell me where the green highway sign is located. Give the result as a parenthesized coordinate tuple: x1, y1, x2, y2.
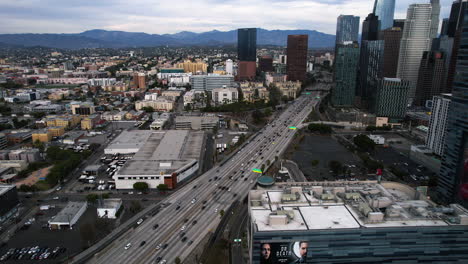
(234, 239, 242, 242)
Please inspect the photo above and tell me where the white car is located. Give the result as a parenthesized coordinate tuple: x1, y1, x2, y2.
(180, 225, 186, 231)
(215, 208, 218, 213)
(129, 191, 134, 195)
(55, 187, 62, 191)
(137, 219, 144, 225)
(191, 198, 196, 204)
(124, 243, 132, 250)
(156, 244, 162, 250)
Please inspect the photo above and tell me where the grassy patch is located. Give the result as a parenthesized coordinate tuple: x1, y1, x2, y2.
(34, 180, 52, 191)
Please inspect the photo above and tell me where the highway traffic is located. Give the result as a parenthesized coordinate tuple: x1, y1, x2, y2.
(87, 87, 327, 264)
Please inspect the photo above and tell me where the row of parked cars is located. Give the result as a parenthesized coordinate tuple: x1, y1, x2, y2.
(0, 246, 66, 261)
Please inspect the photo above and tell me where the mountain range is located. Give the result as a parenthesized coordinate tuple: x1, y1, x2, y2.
(0, 29, 335, 50)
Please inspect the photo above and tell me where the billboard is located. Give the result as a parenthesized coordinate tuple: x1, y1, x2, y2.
(260, 241, 308, 263)
(458, 136, 468, 201)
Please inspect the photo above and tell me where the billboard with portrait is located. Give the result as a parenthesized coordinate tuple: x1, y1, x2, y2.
(260, 241, 308, 264)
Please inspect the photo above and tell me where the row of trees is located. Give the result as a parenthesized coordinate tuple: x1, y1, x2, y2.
(45, 146, 92, 185)
(307, 124, 332, 134)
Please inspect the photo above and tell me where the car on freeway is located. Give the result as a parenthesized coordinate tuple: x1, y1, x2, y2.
(156, 244, 162, 250)
(192, 220, 197, 225)
(159, 260, 167, 264)
(215, 208, 218, 213)
(191, 198, 196, 204)
(176, 205, 181, 210)
(181, 225, 186, 231)
(124, 243, 132, 250)
(162, 244, 168, 249)
(140, 241, 146, 247)
(181, 237, 187, 242)
(155, 256, 162, 262)
(137, 218, 144, 225)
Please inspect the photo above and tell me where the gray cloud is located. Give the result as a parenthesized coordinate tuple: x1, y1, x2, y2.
(0, 0, 453, 35)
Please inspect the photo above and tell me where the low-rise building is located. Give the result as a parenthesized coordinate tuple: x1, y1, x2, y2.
(6, 130, 32, 144)
(135, 98, 174, 112)
(175, 116, 219, 130)
(274, 81, 301, 99)
(48, 126, 65, 137)
(212, 86, 238, 105)
(0, 184, 19, 222)
(97, 199, 122, 219)
(32, 129, 52, 143)
(61, 131, 85, 145)
(81, 114, 101, 130)
(48, 202, 87, 230)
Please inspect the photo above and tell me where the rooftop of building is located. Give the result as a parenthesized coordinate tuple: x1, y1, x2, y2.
(0, 184, 15, 196)
(106, 130, 153, 151)
(98, 198, 122, 209)
(175, 116, 219, 123)
(116, 130, 204, 176)
(250, 181, 468, 232)
(49, 202, 87, 224)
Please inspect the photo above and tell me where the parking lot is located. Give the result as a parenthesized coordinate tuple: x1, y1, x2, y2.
(291, 135, 364, 181)
(0, 205, 103, 263)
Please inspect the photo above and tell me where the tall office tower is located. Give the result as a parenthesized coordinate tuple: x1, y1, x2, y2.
(381, 27, 403, 78)
(441, 18, 450, 36)
(362, 13, 380, 41)
(237, 28, 257, 81)
(373, 0, 396, 30)
(446, 1, 467, 92)
(332, 42, 360, 107)
(397, 2, 439, 101)
(357, 40, 384, 110)
(225, 59, 233, 75)
(259, 56, 274, 72)
(437, 4, 468, 206)
(286, 35, 308, 82)
(447, 0, 467, 37)
(393, 19, 406, 29)
(414, 51, 447, 106)
(357, 13, 383, 109)
(430, 0, 441, 39)
(374, 78, 410, 119)
(426, 94, 452, 156)
(336, 15, 360, 44)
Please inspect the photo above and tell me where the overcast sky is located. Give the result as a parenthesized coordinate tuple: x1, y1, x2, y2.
(0, 0, 453, 35)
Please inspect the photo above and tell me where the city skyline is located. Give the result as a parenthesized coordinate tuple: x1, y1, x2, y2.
(0, 0, 453, 35)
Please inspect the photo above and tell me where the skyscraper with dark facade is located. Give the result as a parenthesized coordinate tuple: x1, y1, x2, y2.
(414, 51, 446, 106)
(237, 28, 257, 81)
(393, 19, 405, 30)
(437, 3, 468, 207)
(258, 56, 274, 73)
(332, 42, 360, 107)
(446, 1, 467, 93)
(373, 0, 396, 30)
(286, 35, 308, 82)
(336, 15, 360, 44)
(374, 78, 410, 120)
(381, 27, 403, 78)
(357, 13, 382, 110)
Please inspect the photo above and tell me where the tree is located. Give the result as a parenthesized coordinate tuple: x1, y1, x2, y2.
(307, 124, 332, 134)
(252, 109, 264, 124)
(266, 160, 271, 166)
(275, 156, 279, 162)
(219, 209, 225, 218)
(129, 201, 142, 214)
(175, 257, 181, 264)
(133, 182, 149, 191)
(33, 140, 45, 153)
(32, 112, 46, 119)
(328, 160, 343, 175)
(311, 160, 319, 167)
(86, 194, 99, 203)
(157, 184, 169, 191)
(142, 106, 154, 113)
(353, 134, 376, 152)
(261, 164, 265, 172)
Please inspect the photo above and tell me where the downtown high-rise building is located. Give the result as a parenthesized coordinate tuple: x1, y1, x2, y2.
(336, 15, 360, 45)
(381, 27, 403, 78)
(357, 13, 382, 110)
(414, 51, 447, 106)
(426, 94, 452, 157)
(437, 3, 468, 207)
(258, 56, 274, 73)
(446, 0, 468, 93)
(237, 28, 257, 81)
(374, 78, 411, 119)
(397, 2, 440, 101)
(286, 35, 308, 82)
(373, 0, 396, 30)
(332, 42, 360, 107)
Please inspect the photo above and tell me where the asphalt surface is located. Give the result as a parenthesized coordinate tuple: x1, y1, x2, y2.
(75, 85, 328, 264)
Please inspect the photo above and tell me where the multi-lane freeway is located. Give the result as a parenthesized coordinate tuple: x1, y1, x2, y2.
(85, 87, 327, 264)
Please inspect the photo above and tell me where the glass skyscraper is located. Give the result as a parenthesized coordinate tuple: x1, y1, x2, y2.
(332, 42, 360, 107)
(335, 15, 360, 45)
(437, 3, 468, 207)
(373, 0, 396, 30)
(237, 28, 257, 61)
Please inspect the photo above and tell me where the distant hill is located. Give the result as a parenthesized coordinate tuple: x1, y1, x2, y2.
(0, 28, 335, 50)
